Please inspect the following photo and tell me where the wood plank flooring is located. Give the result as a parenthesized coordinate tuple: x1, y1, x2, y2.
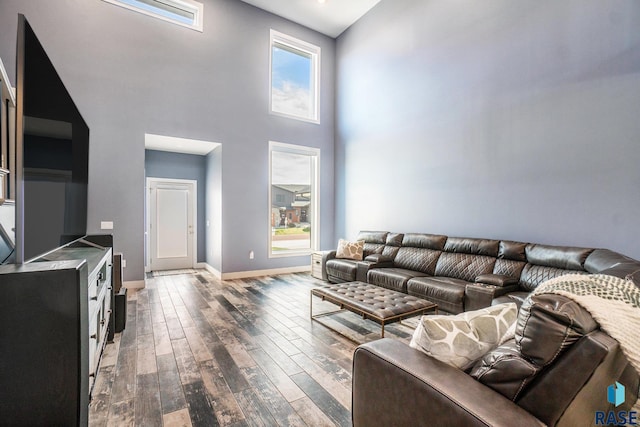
(89, 271, 416, 427)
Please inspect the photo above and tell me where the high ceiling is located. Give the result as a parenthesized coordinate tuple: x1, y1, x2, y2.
(238, 0, 381, 38)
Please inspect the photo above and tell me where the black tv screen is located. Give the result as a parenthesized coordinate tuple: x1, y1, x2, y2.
(16, 15, 89, 263)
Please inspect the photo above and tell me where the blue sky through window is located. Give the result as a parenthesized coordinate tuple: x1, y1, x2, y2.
(272, 46, 311, 90)
(271, 37, 317, 120)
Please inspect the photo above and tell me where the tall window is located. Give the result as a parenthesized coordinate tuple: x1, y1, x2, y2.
(102, 0, 204, 31)
(269, 141, 319, 257)
(270, 30, 320, 123)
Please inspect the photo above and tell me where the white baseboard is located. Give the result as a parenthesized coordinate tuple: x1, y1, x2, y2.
(202, 263, 222, 279)
(124, 280, 145, 289)
(220, 265, 311, 280)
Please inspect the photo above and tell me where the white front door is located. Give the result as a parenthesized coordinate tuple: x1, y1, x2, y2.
(148, 179, 195, 271)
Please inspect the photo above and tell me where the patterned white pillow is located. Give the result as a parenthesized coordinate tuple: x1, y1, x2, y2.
(336, 239, 365, 261)
(409, 303, 517, 370)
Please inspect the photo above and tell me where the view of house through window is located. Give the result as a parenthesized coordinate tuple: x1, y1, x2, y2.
(270, 30, 320, 123)
(269, 142, 319, 256)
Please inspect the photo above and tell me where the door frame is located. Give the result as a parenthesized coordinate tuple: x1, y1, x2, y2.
(145, 177, 198, 273)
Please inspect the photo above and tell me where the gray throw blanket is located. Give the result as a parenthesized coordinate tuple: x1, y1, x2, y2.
(532, 274, 640, 413)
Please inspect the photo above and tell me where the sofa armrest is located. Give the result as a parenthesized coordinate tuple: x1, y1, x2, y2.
(321, 250, 336, 281)
(475, 273, 519, 287)
(356, 259, 394, 282)
(464, 283, 520, 312)
(353, 339, 544, 427)
(364, 253, 394, 263)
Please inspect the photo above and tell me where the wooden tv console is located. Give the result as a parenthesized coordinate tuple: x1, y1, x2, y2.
(0, 234, 113, 426)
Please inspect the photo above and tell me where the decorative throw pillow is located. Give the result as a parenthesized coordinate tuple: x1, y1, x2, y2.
(409, 303, 518, 370)
(336, 239, 365, 261)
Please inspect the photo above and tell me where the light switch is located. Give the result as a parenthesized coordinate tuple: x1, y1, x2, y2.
(101, 221, 114, 230)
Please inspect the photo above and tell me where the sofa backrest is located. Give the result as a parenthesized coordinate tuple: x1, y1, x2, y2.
(356, 230, 388, 257)
(393, 233, 446, 275)
(518, 244, 594, 291)
(493, 241, 528, 279)
(381, 232, 403, 259)
(470, 294, 638, 425)
(585, 248, 640, 286)
(434, 237, 498, 281)
(353, 230, 639, 288)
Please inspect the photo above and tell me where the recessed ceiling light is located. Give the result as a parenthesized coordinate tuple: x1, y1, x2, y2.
(317, 0, 326, 3)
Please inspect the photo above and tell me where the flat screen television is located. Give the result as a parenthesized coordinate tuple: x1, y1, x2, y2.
(14, 14, 89, 263)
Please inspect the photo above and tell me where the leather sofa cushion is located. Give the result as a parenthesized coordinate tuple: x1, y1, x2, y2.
(475, 274, 518, 287)
(381, 245, 400, 259)
(600, 264, 640, 286)
(469, 339, 539, 401)
(407, 276, 467, 314)
(364, 253, 394, 263)
(516, 331, 636, 426)
(394, 247, 441, 275)
(498, 241, 527, 261)
(357, 230, 388, 244)
(363, 242, 385, 258)
(493, 259, 526, 280)
(519, 264, 587, 291)
(515, 294, 598, 367)
(444, 237, 499, 257)
(401, 233, 447, 250)
(434, 253, 495, 282)
(493, 291, 530, 308)
(584, 248, 635, 272)
(367, 268, 428, 293)
(386, 232, 404, 247)
(525, 244, 594, 270)
(325, 259, 358, 282)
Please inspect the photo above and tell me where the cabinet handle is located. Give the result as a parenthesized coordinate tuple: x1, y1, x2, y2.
(89, 372, 95, 378)
(91, 296, 97, 301)
(90, 334, 97, 339)
(100, 319, 106, 326)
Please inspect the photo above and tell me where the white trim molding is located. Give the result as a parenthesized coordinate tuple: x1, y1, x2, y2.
(268, 141, 320, 259)
(269, 29, 320, 124)
(102, 0, 204, 32)
(200, 262, 222, 279)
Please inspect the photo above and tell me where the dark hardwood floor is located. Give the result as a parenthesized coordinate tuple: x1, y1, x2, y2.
(89, 271, 416, 426)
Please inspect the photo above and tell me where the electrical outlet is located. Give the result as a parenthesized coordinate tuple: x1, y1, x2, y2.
(249, 251, 254, 260)
(100, 221, 113, 230)
(122, 259, 126, 268)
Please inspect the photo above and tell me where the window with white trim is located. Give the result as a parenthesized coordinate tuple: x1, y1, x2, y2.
(270, 30, 320, 123)
(269, 141, 319, 257)
(102, 0, 203, 31)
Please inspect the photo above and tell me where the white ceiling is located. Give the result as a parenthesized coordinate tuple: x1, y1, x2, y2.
(145, 134, 221, 155)
(239, 0, 381, 38)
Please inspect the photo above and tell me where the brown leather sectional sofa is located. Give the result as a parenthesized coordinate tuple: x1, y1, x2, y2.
(321, 230, 640, 314)
(324, 231, 640, 426)
(352, 292, 640, 426)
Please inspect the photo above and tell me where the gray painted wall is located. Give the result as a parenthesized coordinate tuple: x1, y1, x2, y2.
(0, 0, 335, 280)
(336, 0, 640, 260)
(144, 149, 206, 262)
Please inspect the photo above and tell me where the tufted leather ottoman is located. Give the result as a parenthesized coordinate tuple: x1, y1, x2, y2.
(310, 281, 437, 339)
